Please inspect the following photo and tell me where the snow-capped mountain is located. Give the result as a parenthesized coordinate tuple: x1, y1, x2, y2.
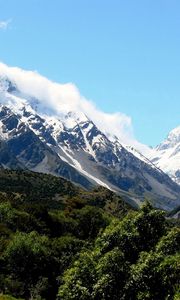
(150, 126, 180, 185)
(0, 65, 179, 211)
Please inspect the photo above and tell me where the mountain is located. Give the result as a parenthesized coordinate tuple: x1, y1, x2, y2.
(0, 66, 179, 211)
(150, 126, 180, 185)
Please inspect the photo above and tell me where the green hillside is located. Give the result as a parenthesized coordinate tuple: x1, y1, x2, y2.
(0, 170, 179, 300)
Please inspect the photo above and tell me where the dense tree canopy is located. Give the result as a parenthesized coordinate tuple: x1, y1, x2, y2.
(0, 170, 179, 300)
(58, 204, 180, 300)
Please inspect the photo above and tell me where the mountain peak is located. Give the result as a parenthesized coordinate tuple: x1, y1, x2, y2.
(168, 126, 180, 141)
(151, 125, 180, 184)
(156, 126, 180, 151)
(0, 63, 179, 206)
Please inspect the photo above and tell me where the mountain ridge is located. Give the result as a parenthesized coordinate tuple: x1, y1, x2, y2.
(0, 65, 179, 211)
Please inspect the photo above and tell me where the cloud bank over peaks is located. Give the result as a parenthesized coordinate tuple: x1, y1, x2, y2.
(0, 62, 151, 155)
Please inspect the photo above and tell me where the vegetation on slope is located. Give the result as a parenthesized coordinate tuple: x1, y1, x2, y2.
(0, 170, 179, 300)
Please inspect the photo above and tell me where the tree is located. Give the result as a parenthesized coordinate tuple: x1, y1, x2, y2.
(93, 248, 129, 300)
(58, 251, 96, 300)
(156, 227, 180, 255)
(58, 204, 179, 300)
(3, 231, 53, 299)
(133, 202, 167, 251)
(70, 206, 110, 240)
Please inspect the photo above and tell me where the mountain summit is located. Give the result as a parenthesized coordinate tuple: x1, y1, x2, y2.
(0, 63, 179, 211)
(151, 126, 180, 185)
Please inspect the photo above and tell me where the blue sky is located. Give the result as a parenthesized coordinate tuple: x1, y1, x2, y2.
(0, 0, 179, 146)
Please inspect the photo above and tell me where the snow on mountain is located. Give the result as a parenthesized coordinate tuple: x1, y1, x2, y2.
(150, 126, 180, 184)
(0, 62, 152, 154)
(0, 63, 179, 211)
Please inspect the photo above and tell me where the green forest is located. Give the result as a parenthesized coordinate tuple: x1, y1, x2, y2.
(0, 170, 179, 300)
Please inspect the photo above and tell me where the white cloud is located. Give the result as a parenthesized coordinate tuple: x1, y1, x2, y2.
(0, 19, 11, 30)
(0, 62, 151, 155)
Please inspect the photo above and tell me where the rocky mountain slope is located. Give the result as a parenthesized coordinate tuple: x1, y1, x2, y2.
(0, 67, 179, 211)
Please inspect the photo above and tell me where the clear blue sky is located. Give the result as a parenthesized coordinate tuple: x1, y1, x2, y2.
(0, 0, 179, 146)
